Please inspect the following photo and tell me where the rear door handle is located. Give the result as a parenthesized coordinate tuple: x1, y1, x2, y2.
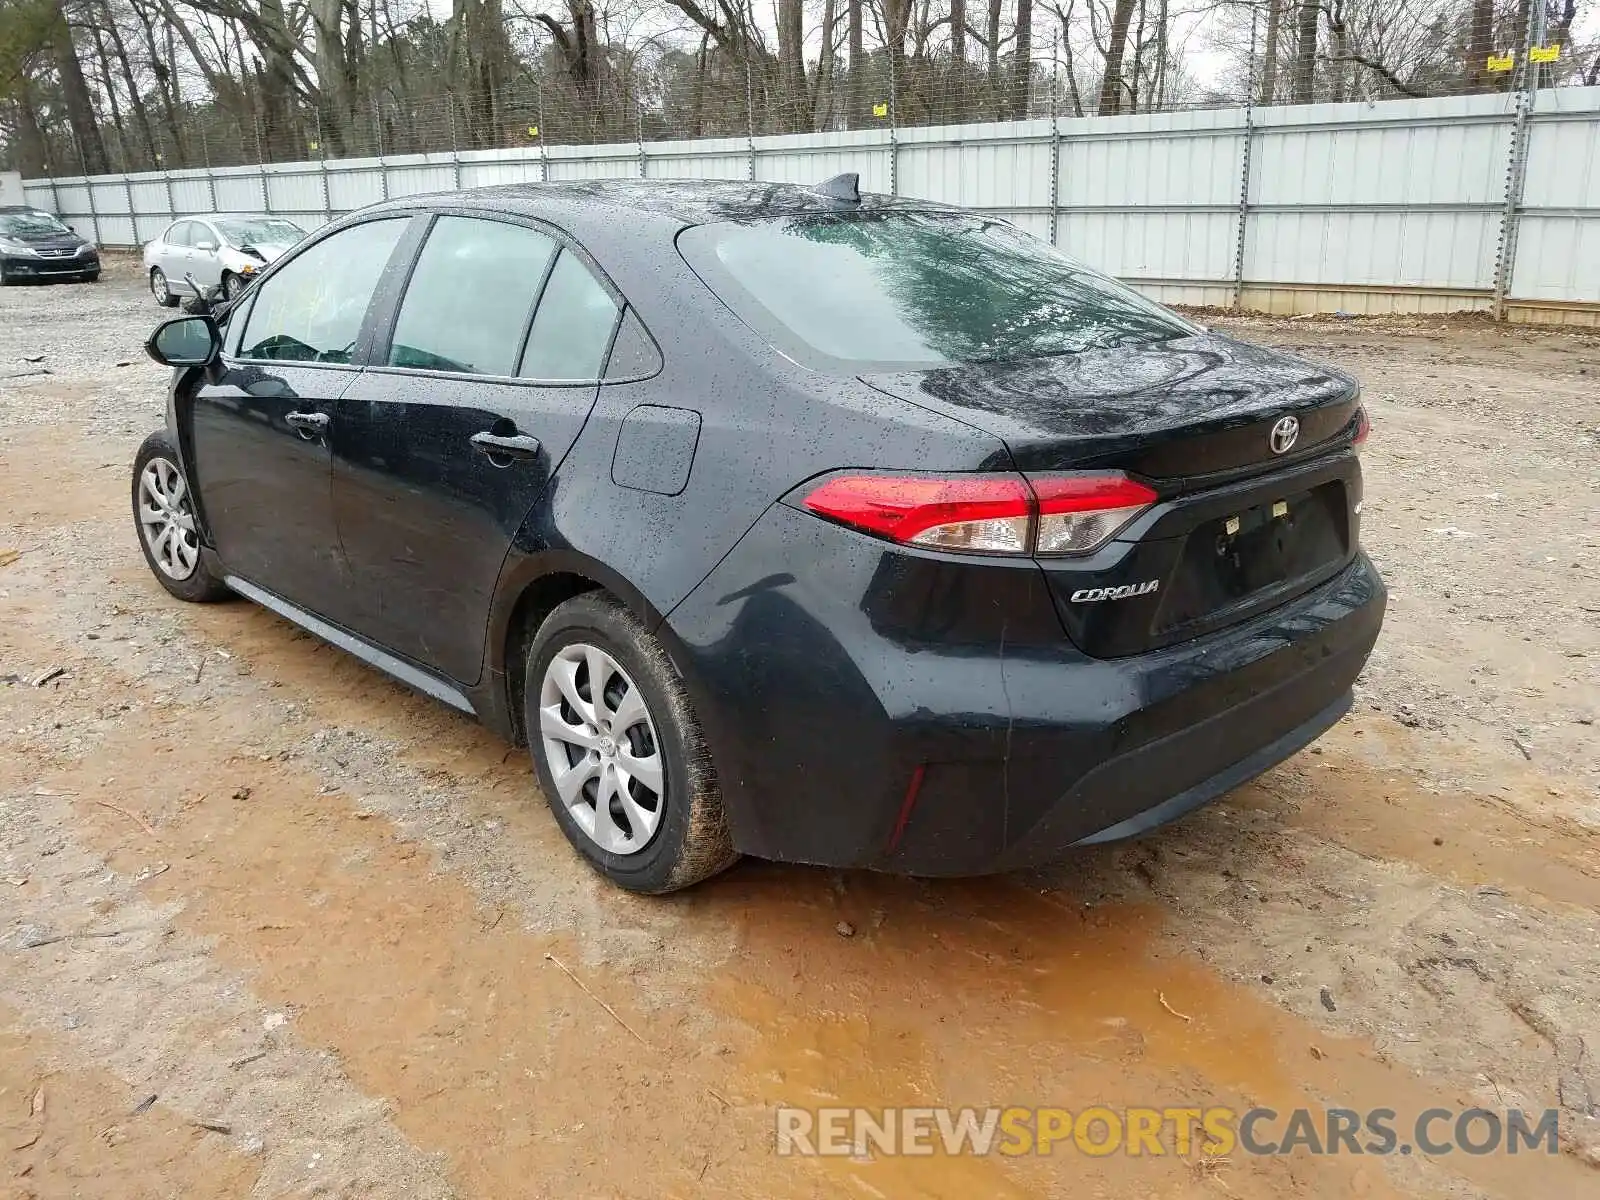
(470, 431, 541, 461)
(286, 411, 330, 438)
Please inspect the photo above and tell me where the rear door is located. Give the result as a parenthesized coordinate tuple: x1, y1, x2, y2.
(184, 216, 412, 620)
(329, 213, 620, 685)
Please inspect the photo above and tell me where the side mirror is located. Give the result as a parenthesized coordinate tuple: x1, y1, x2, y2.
(146, 315, 221, 367)
(195, 239, 217, 252)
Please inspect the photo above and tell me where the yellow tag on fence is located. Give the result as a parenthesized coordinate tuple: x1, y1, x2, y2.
(872, 102, 889, 118)
(1486, 53, 1515, 72)
(1530, 45, 1560, 63)
(527, 125, 541, 138)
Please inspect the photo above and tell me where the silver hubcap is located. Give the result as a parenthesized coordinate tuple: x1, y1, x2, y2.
(538, 643, 665, 856)
(138, 457, 199, 580)
(152, 270, 168, 302)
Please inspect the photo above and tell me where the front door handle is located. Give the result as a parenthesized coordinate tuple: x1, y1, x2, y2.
(286, 411, 329, 439)
(470, 431, 541, 461)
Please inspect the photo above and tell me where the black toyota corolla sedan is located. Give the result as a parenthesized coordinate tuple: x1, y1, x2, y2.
(134, 176, 1385, 893)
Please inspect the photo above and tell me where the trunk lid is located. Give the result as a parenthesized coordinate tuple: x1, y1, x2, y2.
(860, 333, 1365, 657)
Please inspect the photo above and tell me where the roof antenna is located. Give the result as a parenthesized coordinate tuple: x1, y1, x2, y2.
(814, 172, 861, 203)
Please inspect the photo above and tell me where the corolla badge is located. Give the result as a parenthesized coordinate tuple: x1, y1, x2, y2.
(1269, 415, 1301, 455)
(1070, 580, 1160, 603)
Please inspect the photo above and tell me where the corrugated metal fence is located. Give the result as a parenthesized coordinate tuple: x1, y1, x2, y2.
(22, 87, 1600, 325)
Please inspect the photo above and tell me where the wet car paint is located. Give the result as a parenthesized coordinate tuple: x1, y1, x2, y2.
(160, 179, 1385, 875)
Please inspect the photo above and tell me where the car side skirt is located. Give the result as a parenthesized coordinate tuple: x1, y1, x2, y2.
(223, 574, 477, 716)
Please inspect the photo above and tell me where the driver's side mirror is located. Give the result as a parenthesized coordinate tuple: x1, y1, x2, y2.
(146, 315, 221, 367)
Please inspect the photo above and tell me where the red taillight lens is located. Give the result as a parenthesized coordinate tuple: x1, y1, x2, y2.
(1032, 474, 1159, 555)
(799, 471, 1157, 557)
(1352, 407, 1371, 447)
(801, 474, 1034, 553)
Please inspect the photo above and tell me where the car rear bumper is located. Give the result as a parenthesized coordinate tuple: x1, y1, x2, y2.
(666, 503, 1385, 876)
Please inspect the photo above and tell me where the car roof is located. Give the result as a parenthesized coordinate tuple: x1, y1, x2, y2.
(357, 178, 965, 233)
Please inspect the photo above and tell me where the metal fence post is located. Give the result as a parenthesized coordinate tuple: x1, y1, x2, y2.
(537, 84, 550, 182)
(160, 135, 177, 224)
(888, 51, 899, 196)
(1492, 1, 1541, 321)
(373, 99, 390, 201)
(637, 97, 648, 178)
(1232, 8, 1259, 311)
(449, 104, 462, 191)
(316, 112, 333, 224)
(1048, 34, 1061, 245)
(745, 61, 757, 181)
(201, 125, 218, 211)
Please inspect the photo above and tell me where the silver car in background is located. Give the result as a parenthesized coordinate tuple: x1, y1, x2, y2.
(142, 213, 307, 306)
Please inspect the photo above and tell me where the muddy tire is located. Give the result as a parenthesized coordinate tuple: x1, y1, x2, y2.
(524, 592, 737, 893)
(132, 430, 230, 603)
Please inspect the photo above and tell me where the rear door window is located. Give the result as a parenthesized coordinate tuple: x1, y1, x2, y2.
(166, 221, 193, 247)
(386, 216, 557, 376)
(520, 249, 620, 382)
(238, 218, 408, 364)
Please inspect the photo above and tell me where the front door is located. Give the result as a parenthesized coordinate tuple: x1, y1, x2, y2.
(330, 216, 621, 685)
(184, 216, 412, 620)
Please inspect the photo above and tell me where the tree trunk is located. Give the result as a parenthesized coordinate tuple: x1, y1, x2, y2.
(1010, 0, 1032, 119)
(88, 21, 130, 169)
(950, 0, 965, 65)
(777, 0, 805, 131)
(847, 0, 864, 127)
(1291, 0, 1318, 105)
(101, 1, 161, 168)
(985, 0, 1000, 116)
(50, 0, 109, 174)
(1097, 0, 1135, 115)
(8, 86, 51, 177)
(1260, 0, 1281, 104)
(1467, 0, 1494, 90)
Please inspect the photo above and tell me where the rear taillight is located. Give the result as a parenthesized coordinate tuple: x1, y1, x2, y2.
(1352, 407, 1371, 448)
(799, 472, 1156, 557)
(1031, 475, 1160, 555)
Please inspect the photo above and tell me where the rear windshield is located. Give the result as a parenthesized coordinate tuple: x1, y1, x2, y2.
(678, 211, 1197, 372)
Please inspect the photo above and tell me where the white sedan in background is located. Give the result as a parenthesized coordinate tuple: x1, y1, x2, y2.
(142, 213, 307, 306)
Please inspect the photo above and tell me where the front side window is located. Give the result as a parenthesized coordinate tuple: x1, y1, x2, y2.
(678, 212, 1198, 372)
(387, 216, 556, 376)
(238, 218, 407, 364)
(520, 248, 620, 381)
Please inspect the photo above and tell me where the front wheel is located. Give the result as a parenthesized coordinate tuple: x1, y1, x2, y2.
(525, 592, 737, 893)
(132, 431, 230, 603)
(221, 272, 244, 301)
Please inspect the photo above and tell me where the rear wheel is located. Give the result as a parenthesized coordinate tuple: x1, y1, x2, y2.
(150, 267, 177, 307)
(132, 431, 229, 603)
(524, 592, 737, 893)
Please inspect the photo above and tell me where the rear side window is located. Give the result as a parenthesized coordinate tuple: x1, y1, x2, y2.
(520, 249, 620, 381)
(165, 221, 192, 247)
(678, 212, 1197, 372)
(239, 218, 407, 364)
(387, 216, 557, 376)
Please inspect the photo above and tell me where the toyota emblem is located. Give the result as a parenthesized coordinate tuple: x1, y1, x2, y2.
(1269, 415, 1300, 455)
